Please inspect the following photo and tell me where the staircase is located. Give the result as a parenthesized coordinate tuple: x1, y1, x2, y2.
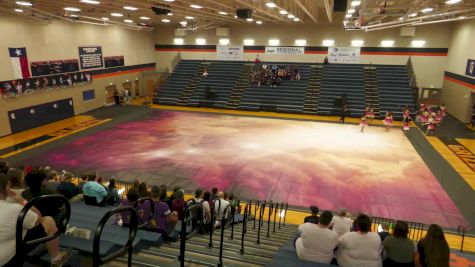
(226, 64, 253, 109)
(108, 205, 298, 267)
(177, 63, 207, 106)
(363, 66, 380, 117)
(302, 65, 322, 114)
(155, 61, 201, 105)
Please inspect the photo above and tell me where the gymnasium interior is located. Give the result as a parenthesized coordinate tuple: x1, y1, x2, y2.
(0, 0, 475, 266)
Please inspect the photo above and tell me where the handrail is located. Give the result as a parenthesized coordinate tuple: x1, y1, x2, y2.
(240, 204, 249, 255)
(93, 206, 138, 267)
(267, 202, 273, 238)
(458, 225, 466, 252)
(273, 202, 278, 233)
(16, 194, 71, 267)
(283, 203, 288, 226)
(230, 200, 240, 240)
(218, 205, 231, 267)
(133, 197, 154, 229)
(278, 203, 283, 229)
(179, 203, 204, 267)
(256, 201, 266, 245)
(253, 200, 260, 230)
(209, 199, 219, 248)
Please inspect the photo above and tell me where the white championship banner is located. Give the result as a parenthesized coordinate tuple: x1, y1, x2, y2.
(327, 47, 361, 63)
(265, 46, 305, 56)
(217, 45, 244, 60)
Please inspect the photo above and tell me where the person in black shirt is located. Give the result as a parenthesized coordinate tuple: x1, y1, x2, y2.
(57, 173, 79, 200)
(339, 105, 349, 123)
(304, 205, 319, 224)
(378, 222, 390, 242)
(416, 224, 449, 267)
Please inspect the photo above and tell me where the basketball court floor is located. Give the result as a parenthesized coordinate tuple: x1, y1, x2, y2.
(2, 107, 471, 229)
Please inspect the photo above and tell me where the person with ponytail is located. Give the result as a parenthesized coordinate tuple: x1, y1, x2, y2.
(416, 224, 449, 267)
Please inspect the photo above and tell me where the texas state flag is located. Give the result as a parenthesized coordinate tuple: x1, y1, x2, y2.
(9, 47, 31, 79)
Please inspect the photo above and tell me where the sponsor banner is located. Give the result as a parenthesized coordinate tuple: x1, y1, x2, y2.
(328, 47, 361, 63)
(217, 45, 244, 60)
(265, 46, 305, 56)
(466, 59, 475, 77)
(79, 46, 103, 69)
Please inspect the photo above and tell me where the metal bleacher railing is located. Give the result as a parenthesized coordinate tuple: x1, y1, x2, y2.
(406, 57, 419, 104)
(179, 203, 204, 267)
(15, 194, 71, 267)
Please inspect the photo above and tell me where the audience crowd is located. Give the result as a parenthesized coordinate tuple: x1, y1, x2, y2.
(0, 161, 453, 267)
(251, 63, 301, 87)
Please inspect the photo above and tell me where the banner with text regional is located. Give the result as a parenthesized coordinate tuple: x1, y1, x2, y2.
(265, 47, 305, 56)
(217, 45, 244, 60)
(79, 46, 103, 69)
(328, 47, 361, 63)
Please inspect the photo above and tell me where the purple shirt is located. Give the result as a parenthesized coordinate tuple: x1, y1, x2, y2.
(119, 199, 143, 226)
(142, 200, 172, 234)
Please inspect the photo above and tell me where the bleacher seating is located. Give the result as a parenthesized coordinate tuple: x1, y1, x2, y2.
(318, 64, 366, 116)
(188, 61, 245, 108)
(376, 65, 416, 119)
(239, 65, 310, 113)
(156, 61, 201, 105)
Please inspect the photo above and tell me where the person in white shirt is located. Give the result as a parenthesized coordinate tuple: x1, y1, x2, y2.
(0, 173, 70, 267)
(329, 208, 353, 238)
(336, 214, 383, 267)
(213, 191, 230, 227)
(295, 210, 339, 264)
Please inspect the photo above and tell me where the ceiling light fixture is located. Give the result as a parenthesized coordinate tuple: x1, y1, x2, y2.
(445, 0, 462, 4)
(322, 40, 335, 46)
(246, 18, 254, 22)
(266, 2, 277, 8)
(345, 14, 352, 18)
(409, 12, 418, 17)
(295, 39, 306, 46)
(124, 19, 133, 23)
(80, 0, 100, 4)
(15, 1, 32, 6)
(348, 9, 355, 14)
(180, 21, 187, 27)
(269, 39, 280, 46)
(381, 40, 395, 47)
(279, 10, 288, 15)
(421, 8, 433, 13)
(351, 1, 362, 6)
(161, 19, 170, 23)
(140, 16, 150, 20)
(167, 13, 173, 16)
(101, 17, 109, 21)
(196, 38, 206, 45)
(174, 38, 184, 44)
(14, 8, 23, 12)
(293, 18, 300, 21)
(219, 38, 230, 45)
(287, 14, 295, 19)
(244, 39, 254, 45)
(64, 7, 81, 12)
(190, 4, 202, 9)
(218, 11, 227, 15)
(123, 6, 138, 11)
(111, 13, 123, 17)
(256, 20, 263, 24)
(185, 16, 194, 20)
(412, 40, 426, 47)
(351, 40, 364, 46)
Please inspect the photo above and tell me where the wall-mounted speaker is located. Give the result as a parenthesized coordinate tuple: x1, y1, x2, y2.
(236, 9, 252, 19)
(152, 7, 171, 15)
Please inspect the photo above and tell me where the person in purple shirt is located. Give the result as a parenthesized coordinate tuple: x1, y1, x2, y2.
(119, 188, 141, 226)
(144, 186, 178, 237)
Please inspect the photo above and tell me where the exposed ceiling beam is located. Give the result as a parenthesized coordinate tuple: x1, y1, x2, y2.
(201, 0, 273, 22)
(293, 0, 318, 23)
(324, 0, 334, 23)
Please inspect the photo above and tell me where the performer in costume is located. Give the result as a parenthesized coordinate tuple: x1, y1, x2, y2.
(383, 112, 393, 132)
(439, 104, 446, 117)
(402, 115, 412, 134)
(425, 116, 436, 136)
(360, 115, 368, 133)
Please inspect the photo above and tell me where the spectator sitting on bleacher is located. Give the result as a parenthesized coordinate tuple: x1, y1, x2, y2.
(138, 182, 150, 198)
(254, 54, 260, 65)
(0, 161, 9, 174)
(383, 221, 415, 267)
(6, 168, 24, 198)
(416, 224, 449, 267)
(202, 67, 209, 77)
(21, 170, 64, 221)
(171, 189, 186, 220)
(107, 179, 121, 206)
(158, 184, 170, 206)
(44, 169, 59, 193)
(210, 187, 218, 201)
(119, 188, 141, 226)
(329, 208, 353, 238)
(296, 210, 339, 264)
(336, 214, 382, 267)
(0, 173, 71, 267)
(192, 188, 211, 223)
(214, 191, 230, 227)
(144, 186, 178, 238)
(82, 174, 108, 206)
(57, 172, 79, 200)
(304, 205, 319, 224)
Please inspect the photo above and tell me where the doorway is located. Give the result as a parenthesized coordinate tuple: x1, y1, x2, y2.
(134, 80, 140, 97)
(105, 84, 117, 105)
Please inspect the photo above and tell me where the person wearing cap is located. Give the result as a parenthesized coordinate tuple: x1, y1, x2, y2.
(304, 205, 319, 224)
(329, 208, 354, 238)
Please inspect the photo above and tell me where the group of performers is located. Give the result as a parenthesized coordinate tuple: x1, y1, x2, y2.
(358, 103, 446, 135)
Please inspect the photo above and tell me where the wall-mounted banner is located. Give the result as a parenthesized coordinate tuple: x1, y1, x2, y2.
(217, 45, 244, 60)
(79, 46, 103, 69)
(31, 59, 80, 76)
(104, 56, 125, 68)
(466, 59, 475, 77)
(327, 47, 361, 63)
(265, 46, 305, 56)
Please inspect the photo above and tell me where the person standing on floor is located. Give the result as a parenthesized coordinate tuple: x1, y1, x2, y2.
(383, 112, 393, 132)
(339, 105, 349, 123)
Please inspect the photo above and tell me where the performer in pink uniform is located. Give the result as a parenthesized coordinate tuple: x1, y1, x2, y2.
(383, 112, 393, 132)
(360, 115, 368, 133)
